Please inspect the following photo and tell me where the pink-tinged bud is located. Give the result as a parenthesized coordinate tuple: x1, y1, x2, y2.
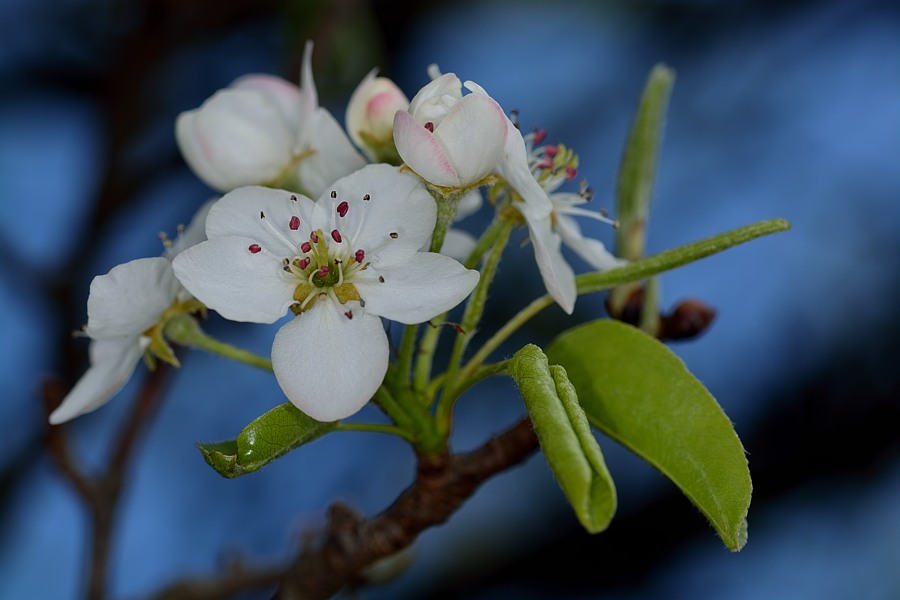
(393, 79, 508, 189)
(346, 71, 410, 162)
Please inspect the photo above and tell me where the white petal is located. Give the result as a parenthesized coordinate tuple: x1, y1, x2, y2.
(523, 213, 576, 315)
(495, 121, 553, 219)
(49, 336, 147, 424)
(555, 214, 625, 272)
(231, 74, 304, 137)
(295, 108, 366, 198)
(408, 72, 463, 124)
(393, 110, 460, 187)
(173, 237, 297, 324)
(455, 188, 483, 221)
(298, 40, 318, 124)
(272, 305, 388, 421)
(176, 89, 294, 191)
(86, 257, 179, 338)
(205, 186, 316, 255)
(311, 164, 436, 265)
(355, 253, 479, 324)
(439, 228, 477, 262)
(433, 94, 507, 187)
(166, 198, 215, 260)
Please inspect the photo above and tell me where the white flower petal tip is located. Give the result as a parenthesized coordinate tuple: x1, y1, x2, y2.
(272, 306, 389, 422)
(48, 337, 148, 425)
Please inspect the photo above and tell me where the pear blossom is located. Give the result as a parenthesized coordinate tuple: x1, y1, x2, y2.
(393, 72, 508, 189)
(518, 135, 624, 314)
(346, 70, 409, 163)
(394, 70, 582, 308)
(49, 203, 212, 424)
(172, 164, 480, 422)
(176, 41, 365, 197)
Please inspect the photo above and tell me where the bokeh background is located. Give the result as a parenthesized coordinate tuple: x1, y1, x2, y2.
(1, 0, 898, 598)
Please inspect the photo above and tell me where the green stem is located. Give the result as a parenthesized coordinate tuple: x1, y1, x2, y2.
(334, 422, 416, 441)
(427, 186, 464, 253)
(372, 386, 414, 430)
(412, 216, 511, 398)
(164, 314, 272, 372)
(458, 218, 790, 382)
(464, 217, 507, 270)
(436, 221, 512, 430)
(396, 324, 418, 389)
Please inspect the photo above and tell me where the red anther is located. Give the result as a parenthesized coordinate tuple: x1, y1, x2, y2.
(248, 244, 261, 254)
(289, 216, 301, 230)
(544, 145, 559, 157)
(337, 201, 349, 217)
(355, 249, 365, 263)
(310, 231, 319, 243)
(565, 166, 577, 181)
(298, 257, 310, 270)
(331, 229, 342, 243)
(317, 266, 330, 277)
(344, 310, 353, 320)
(300, 241, 312, 253)
(533, 129, 547, 145)
(537, 157, 553, 170)
(424, 122, 434, 132)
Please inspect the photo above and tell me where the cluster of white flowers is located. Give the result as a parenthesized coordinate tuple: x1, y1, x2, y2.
(52, 42, 619, 425)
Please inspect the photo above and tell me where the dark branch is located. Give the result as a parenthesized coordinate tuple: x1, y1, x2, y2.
(275, 417, 539, 600)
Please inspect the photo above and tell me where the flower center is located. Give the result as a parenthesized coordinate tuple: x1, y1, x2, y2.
(283, 192, 371, 316)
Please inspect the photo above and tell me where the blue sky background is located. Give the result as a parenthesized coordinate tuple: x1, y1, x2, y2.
(1, 0, 898, 598)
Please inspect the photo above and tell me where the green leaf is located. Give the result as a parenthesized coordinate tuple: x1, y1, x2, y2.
(615, 63, 675, 261)
(197, 403, 337, 478)
(508, 344, 617, 533)
(547, 320, 751, 551)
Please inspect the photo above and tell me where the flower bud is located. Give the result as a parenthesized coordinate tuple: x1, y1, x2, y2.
(393, 74, 508, 189)
(346, 70, 409, 163)
(176, 75, 301, 192)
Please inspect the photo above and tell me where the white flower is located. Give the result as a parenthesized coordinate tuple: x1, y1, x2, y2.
(176, 41, 364, 197)
(346, 70, 409, 162)
(172, 164, 480, 422)
(393, 72, 508, 189)
(49, 204, 212, 425)
(50, 259, 180, 424)
(519, 137, 624, 314)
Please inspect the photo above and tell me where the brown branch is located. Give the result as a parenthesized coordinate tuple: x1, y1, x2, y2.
(275, 417, 539, 600)
(44, 365, 172, 600)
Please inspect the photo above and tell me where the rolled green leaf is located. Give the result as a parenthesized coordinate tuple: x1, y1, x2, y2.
(508, 345, 617, 533)
(197, 403, 337, 478)
(547, 320, 751, 550)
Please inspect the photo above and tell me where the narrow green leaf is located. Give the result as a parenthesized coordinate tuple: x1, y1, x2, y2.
(616, 63, 675, 261)
(547, 320, 751, 551)
(197, 403, 337, 478)
(508, 344, 617, 533)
